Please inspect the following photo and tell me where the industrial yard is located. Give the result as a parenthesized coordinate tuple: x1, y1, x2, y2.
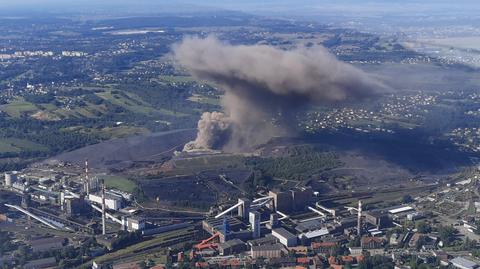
(1, 154, 480, 268)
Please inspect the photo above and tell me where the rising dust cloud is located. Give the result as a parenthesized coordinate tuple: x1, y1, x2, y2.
(174, 36, 387, 152)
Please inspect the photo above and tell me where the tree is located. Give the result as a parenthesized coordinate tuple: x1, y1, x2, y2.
(138, 261, 148, 269)
(348, 237, 361, 248)
(359, 255, 394, 269)
(415, 221, 432, 234)
(438, 225, 457, 246)
(402, 195, 414, 203)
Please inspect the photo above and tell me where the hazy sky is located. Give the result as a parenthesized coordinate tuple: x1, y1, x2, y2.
(1, 0, 479, 13)
(1, 0, 479, 28)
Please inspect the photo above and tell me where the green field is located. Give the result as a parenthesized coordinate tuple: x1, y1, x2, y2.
(63, 125, 150, 140)
(0, 98, 37, 118)
(0, 138, 48, 153)
(158, 75, 197, 83)
(97, 126, 150, 139)
(96, 90, 158, 115)
(188, 94, 221, 106)
(157, 75, 219, 88)
(102, 175, 138, 193)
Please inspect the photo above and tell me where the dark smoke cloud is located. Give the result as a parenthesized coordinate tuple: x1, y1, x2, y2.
(174, 36, 387, 152)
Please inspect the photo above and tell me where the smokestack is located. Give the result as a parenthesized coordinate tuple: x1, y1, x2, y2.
(357, 200, 362, 236)
(60, 192, 65, 211)
(84, 159, 90, 195)
(101, 180, 106, 235)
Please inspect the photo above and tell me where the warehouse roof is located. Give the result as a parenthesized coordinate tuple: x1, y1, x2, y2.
(272, 228, 296, 240)
(450, 257, 479, 269)
(295, 219, 323, 232)
(388, 206, 414, 214)
(251, 243, 285, 251)
(301, 228, 329, 239)
(218, 239, 245, 250)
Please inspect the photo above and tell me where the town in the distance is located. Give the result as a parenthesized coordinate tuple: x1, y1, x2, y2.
(1, 1, 480, 269)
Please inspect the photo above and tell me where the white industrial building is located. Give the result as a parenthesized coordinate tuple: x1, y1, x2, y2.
(249, 211, 261, 238)
(388, 206, 414, 215)
(450, 257, 479, 269)
(299, 227, 329, 241)
(12, 182, 27, 193)
(4, 171, 18, 187)
(127, 217, 145, 232)
(88, 192, 123, 210)
(272, 228, 297, 247)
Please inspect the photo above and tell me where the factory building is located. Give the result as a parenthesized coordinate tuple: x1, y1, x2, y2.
(407, 212, 425, 221)
(108, 189, 133, 201)
(88, 192, 123, 210)
(249, 211, 261, 238)
(12, 181, 28, 193)
(219, 230, 253, 243)
(269, 187, 313, 213)
(272, 228, 297, 247)
(218, 239, 247, 256)
(364, 210, 391, 229)
(202, 217, 244, 236)
(29, 237, 65, 253)
(269, 190, 292, 212)
(65, 197, 89, 217)
(142, 222, 191, 236)
(388, 206, 414, 215)
(299, 228, 330, 243)
(266, 213, 279, 230)
(247, 234, 279, 247)
(251, 243, 285, 259)
(4, 171, 18, 187)
(127, 217, 145, 232)
(450, 257, 479, 269)
(238, 198, 251, 219)
(291, 187, 313, 211)
(295, 219, 324, 233)
(31, 189, 58, 204)
(336, 217, 358, 229)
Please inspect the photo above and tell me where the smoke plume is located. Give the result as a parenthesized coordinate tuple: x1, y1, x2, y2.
(183, 111, 232, 151)
(174, 36, 387, 152)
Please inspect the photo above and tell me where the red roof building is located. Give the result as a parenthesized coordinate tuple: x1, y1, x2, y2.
(329, 256, 339, 265)
(297, 257, 310, 265)
(361, 236, 385, 249)
(341, 256, 355, 264)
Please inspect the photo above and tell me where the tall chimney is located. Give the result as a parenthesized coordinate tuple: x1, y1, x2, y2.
(101, 180, 106, 235)
(357, 200, 362, 236)
(85, 159, 90, 195)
